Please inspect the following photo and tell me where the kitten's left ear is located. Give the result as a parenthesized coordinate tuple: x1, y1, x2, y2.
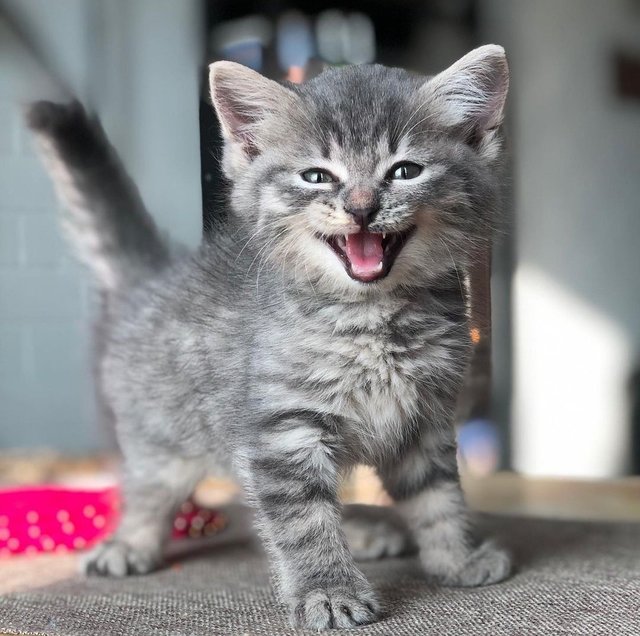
(422, 44, 509, 156)
(209, 61, 297, 172)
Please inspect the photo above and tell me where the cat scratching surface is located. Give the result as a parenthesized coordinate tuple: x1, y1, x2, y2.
(1, 515, 638, 636)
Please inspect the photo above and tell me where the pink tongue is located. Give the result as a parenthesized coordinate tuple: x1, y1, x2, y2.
(345, 232, 384, 280)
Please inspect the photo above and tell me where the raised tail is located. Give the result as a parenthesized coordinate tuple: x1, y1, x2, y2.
(26, 100, 171, 290)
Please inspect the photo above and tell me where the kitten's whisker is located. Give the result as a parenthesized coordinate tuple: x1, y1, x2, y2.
(233, 215, 300, 264)
(438, 236, 465, 302)
(244, 227, 289, 284)
(303, 261, 319, 300)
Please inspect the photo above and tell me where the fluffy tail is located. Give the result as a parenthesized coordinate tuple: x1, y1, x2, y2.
(26, 100, 171, 290)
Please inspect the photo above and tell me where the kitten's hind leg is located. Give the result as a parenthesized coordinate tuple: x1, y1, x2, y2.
(342, 504, 415, 561)
(82, 454, 205, 577)
(378, 430, 511, 587)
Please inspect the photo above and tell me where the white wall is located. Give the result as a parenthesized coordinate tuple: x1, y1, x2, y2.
(0, 0, 202, 451)
(481, 0, 640, 476)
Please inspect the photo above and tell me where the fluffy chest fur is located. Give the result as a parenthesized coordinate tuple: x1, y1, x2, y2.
(253, 289, 469, 462)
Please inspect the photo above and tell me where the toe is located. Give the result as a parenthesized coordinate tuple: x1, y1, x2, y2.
(437, 541, 512, 587)
(292, 586, 381, 629)
(81, 541, 160, 578)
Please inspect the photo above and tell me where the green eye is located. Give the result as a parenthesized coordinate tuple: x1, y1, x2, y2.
(389, 163, 422, 180)
(301, 169, 335, 184)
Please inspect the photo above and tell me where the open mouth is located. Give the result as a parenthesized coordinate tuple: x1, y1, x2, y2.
(321, 227, 415, 283)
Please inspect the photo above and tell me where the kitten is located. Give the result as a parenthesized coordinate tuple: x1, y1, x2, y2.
(27, 44, 510, 630)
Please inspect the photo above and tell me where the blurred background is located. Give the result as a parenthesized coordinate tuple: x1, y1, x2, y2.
(1, 0, 639, 480)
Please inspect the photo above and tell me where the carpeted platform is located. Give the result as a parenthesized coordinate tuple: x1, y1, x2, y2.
(1, 514, 639, 635)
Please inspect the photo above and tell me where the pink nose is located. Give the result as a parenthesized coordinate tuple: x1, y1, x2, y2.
(345, 188, 378, 228)
(347, 188, 376, 211)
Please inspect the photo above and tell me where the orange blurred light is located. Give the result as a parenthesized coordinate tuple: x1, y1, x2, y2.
(286, 65, 305, 84)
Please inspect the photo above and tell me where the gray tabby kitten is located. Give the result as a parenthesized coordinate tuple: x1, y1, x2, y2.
(27, 44, 510, 630)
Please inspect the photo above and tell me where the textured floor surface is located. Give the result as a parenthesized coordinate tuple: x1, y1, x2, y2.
(1, 514, 639, 635)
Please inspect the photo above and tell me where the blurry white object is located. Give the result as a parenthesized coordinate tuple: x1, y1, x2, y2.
(513, 267, 631, 478)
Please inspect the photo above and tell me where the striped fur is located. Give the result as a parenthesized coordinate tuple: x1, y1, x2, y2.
(27, 45, 510, 630)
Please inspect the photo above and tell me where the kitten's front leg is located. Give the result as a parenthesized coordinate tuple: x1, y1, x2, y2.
(379, 428, 511, 587)
(241, 416, 380, 630)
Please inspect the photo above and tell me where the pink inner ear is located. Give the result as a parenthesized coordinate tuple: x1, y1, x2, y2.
(210, 62, 295, 159)
(216, 96, 259, 157)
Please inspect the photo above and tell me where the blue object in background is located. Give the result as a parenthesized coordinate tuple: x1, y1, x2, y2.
(276, 11, 314, 71)
(458, 418, 500, 475)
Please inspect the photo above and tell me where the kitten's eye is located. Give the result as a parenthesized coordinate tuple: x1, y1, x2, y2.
(389, 163, 422, 181)
(301, 169, 336, 184)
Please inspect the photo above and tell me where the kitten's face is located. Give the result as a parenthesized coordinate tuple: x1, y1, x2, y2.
(210, 46, 508, 296)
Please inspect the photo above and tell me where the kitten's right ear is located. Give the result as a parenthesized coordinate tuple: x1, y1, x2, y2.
(209, 62, 296, 166)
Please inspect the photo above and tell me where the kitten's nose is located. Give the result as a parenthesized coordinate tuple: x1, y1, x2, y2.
(345, 188, 378, 228)
(346, 207, 377, 228)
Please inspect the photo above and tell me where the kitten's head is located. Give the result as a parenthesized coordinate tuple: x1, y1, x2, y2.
(209, 45, 508, 296)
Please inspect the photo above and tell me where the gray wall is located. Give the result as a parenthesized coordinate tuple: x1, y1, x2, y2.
(0, 0, 202, 451)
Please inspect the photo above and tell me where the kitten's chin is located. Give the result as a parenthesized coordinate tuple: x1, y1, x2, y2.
(319, 227, 416, 284)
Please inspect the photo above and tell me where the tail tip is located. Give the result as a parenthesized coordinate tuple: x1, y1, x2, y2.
(25, 100, 110, 166)
(24, 100, 86, 134)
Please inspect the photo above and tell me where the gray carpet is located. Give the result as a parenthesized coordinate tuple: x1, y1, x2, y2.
(1, 515, 639, 636)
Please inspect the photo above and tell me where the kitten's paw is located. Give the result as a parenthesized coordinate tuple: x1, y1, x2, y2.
(427, 540, 512, 587)
(81, 540, 161, 578)
(343, 509, 414, 561)
(291, 585, 381, 630)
